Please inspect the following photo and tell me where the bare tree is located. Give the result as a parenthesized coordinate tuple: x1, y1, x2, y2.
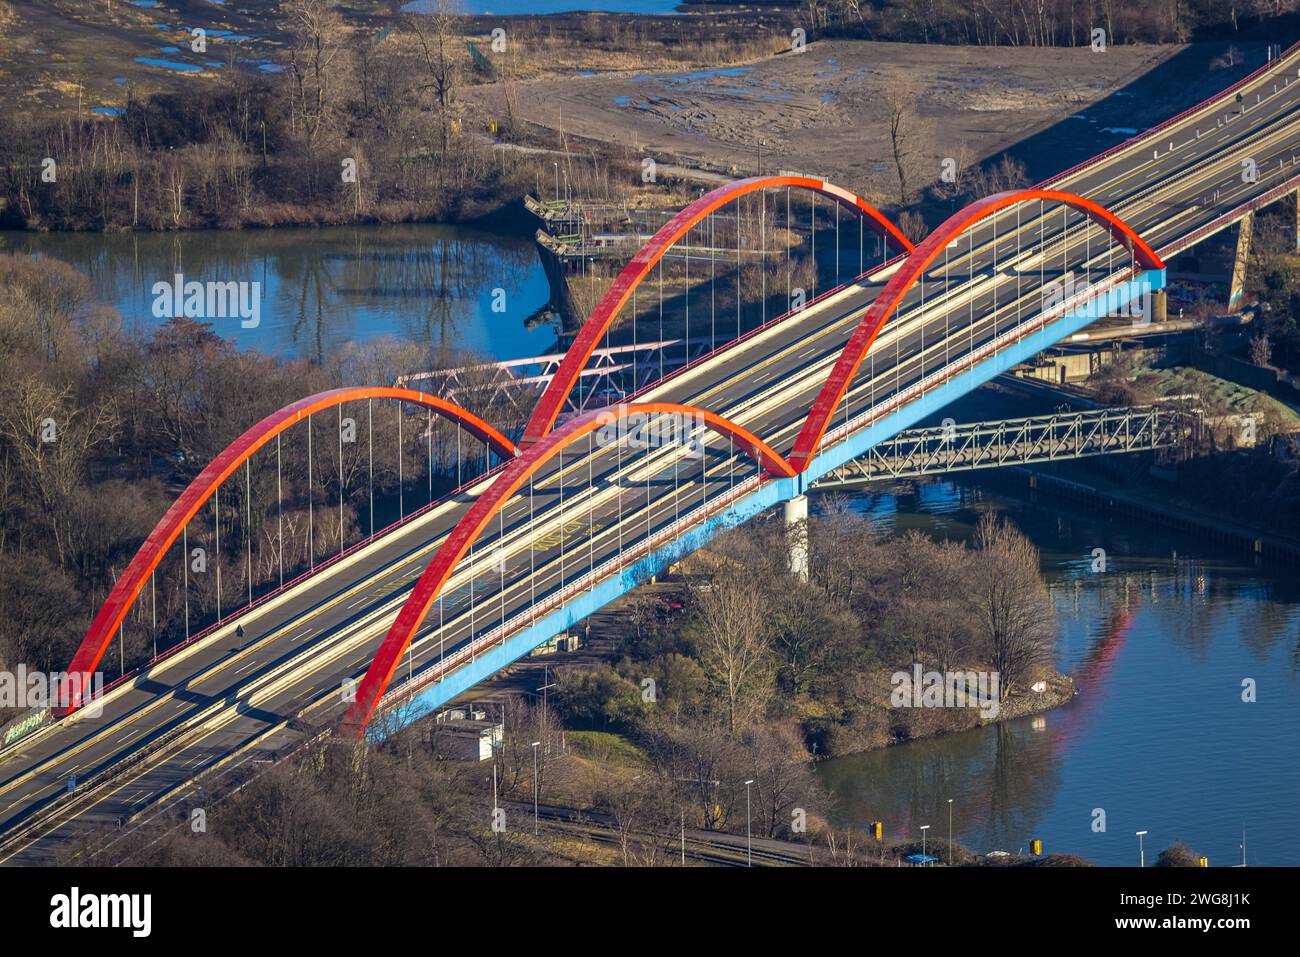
(694, 566, 776, 732)
(406, 1, 464, 157)
(882, 74, 928, 204)
(284, 0, 355, 149)
(0, 375, 118, 565)
(965, 514, 1055, 698)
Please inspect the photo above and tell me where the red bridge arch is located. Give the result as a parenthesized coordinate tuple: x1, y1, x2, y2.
(521, 175, 914, 448)
(62, 387, 517, 713)
(341, 401, 795, 735)
(788, 189, 1165, 471)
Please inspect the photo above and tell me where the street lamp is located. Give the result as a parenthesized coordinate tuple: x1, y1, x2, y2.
(531, 741, 541, 835)
(1136, 830, 1148, 868)
(744, 779, 755, 867)
(947, 798, 953, 862)
(920, 824, 931, 861)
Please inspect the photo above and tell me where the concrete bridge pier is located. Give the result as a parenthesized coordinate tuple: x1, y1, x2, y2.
(1293, 186, 1300, 250)
(1229, 210, 1254, 310)
(784, 494, 809, 582)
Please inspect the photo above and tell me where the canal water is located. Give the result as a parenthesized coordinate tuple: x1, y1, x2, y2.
(813, 479, 1300, 866)
(0, 224, 557, 363)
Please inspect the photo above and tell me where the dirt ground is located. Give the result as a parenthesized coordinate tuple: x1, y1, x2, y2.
(0, 2, 1270, 209)
(0, 0, 287, 117)
(465, 38, 1267, 201)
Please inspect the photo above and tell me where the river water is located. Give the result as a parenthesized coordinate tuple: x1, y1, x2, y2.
(0, 224, 557, 364)
(813, 479, 1300, 867)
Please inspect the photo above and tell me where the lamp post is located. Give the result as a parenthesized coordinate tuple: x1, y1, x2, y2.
(920, 824, 931, 863)
(744, 779, 755, 867)
(947, 798, 953, 862)
(531, 741, 541, 835)
(1137, 830, 1148, 868)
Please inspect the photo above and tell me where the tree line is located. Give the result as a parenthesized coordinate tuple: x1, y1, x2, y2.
(0, 2, 542, 232)
(548, 499, 1057, 843)
(799, 0, 1296, 46)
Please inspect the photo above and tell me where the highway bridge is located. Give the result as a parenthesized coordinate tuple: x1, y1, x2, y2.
(4, 44, 1300, 864)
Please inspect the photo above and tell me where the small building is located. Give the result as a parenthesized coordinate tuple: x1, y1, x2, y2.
(528, 632, 580, 657)
(432, 710, 502, 762)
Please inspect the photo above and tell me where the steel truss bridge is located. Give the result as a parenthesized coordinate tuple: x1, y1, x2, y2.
(5, 42, 1300, 862)
(814, 404, 1198, 487)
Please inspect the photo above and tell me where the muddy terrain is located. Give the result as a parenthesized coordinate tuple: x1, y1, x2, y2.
(466, 38, 1266, 198)
(0, 0, 287, 117)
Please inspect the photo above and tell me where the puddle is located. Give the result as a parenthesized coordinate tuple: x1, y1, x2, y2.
(405, 0, 681, 12)
(134, 57, 204, 73)
(239, 58, 284, 73)
(667, 66, 755, 83)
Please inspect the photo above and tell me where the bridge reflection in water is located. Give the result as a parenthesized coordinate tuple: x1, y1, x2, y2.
(814, 479, 1300, 867)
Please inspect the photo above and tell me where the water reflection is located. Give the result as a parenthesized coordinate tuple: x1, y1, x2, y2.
(0, 224, 557, 363)
(815, 478, 1300, 865)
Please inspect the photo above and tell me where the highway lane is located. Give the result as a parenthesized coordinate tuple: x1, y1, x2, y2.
(5, 50, 1300, 862)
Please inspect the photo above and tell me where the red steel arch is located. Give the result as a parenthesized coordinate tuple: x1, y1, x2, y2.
(520, 175, 914, 448)
(61, 387, 516, 713)
(787, 189, 1165, 472)
(341, 401, 795, 735)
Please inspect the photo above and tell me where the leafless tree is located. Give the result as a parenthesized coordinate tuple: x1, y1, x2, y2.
(406, 1, 465, 157)
(694, 566, 776, 732)
(284, 0, 355, 149)
(965, 513, 1055, 698)
(883, 74, 929, 204)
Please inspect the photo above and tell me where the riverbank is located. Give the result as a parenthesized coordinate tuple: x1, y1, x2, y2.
(813, 475, 1300, 865)
(814, 667, 1077, 758)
